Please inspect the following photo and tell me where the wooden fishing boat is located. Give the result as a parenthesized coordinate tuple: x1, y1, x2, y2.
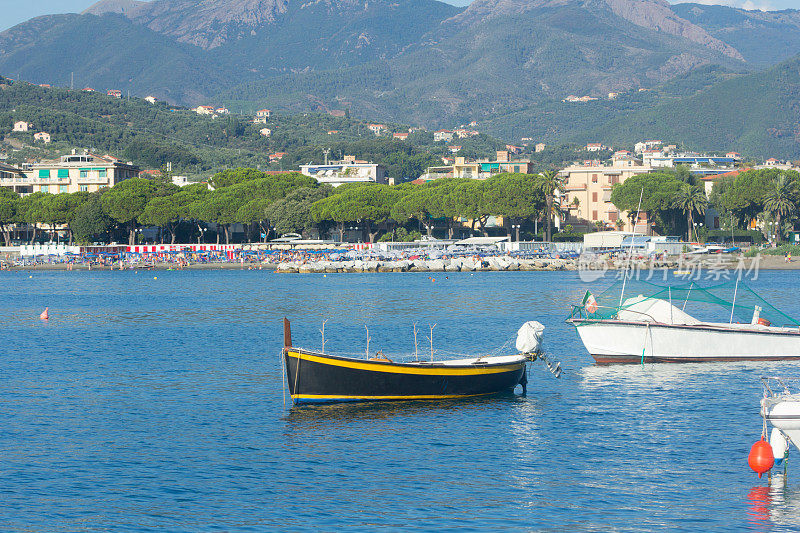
(282, 319, 529, 404)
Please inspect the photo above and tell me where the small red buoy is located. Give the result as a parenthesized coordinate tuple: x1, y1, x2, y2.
(39, 307, 49, 320)
(748, 437, 775, 478)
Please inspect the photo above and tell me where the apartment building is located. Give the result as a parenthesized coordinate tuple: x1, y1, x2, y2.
(419, 152, 535, 181)
(0, 151, 139, 195)
(560, 157, 653, 232)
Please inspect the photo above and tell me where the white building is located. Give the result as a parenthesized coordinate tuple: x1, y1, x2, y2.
(34, 132, 51, 143)
(300, 157, 387, 187)
(13, 121, 31, 132)
(586, 143, 605, 152)
(256, 109, 271, 119)
(216, 107, 230, 115)
(368, 124, 386, 135)
(145, 96, 157, 104)
(433, 130, 454, 142)
(195, 105, 215, 115)
(634, 140, 663, 154)
(259, 128, 272, 137)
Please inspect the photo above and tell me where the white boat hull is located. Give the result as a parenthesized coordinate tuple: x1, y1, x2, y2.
(764, 398, 800, 453)
(570, 319, 800, 364)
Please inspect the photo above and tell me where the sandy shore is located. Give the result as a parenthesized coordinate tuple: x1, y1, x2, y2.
(5, 253, 798, 273)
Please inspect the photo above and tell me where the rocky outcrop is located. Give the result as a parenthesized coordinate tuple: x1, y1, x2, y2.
(126, 0, 291, 49)
(603, 0, 743, 61)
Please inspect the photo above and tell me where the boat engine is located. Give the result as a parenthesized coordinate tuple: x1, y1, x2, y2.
(516, 321, 562, 378)
(516, 321, 545, 354)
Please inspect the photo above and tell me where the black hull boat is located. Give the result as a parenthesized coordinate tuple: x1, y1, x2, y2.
(282, 319, 528, 404)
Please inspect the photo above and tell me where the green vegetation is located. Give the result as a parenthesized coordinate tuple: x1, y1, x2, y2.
(0, 78, 512, 181)
(611, 171, 694, 237)
(612, 167, 800, 244)
(1, 170, 553, 245)
(745, 244, 800, 257)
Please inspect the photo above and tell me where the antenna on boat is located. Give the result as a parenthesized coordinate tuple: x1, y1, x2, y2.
(619, 187, 644, 308)
(320, 319, 328, 354)
(682, 282, 693, 311)
(427, 324, 437, 362)
(365, 325, 371, 358)
(413, 322, 419, 361)
(730, 278, 740, 324)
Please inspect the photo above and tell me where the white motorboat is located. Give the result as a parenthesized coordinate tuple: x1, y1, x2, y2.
(761, 377, 800, 462)
(568, 279, 800, 364)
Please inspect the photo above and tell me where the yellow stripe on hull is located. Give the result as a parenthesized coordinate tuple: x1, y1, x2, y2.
(286, 350, 524, 376)
(292, 392, 493, 401)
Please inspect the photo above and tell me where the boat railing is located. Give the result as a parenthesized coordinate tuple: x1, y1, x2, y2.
(569, 304, 658, 323)
(762, 376, 800, 398)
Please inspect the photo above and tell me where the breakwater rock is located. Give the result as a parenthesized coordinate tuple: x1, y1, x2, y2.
(275, 257, 586, 274)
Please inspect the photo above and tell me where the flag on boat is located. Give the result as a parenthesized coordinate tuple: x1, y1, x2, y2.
(582, 291, 598, 314)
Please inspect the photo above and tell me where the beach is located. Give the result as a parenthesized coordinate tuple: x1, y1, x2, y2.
(5, 252, 799, 272)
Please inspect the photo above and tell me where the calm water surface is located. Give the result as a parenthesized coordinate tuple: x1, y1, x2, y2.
(2, 269, 800, 531)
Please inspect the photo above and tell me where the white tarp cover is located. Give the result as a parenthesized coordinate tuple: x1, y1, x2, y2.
(516, 321, 545, 353)
(617, 296, 701, 325)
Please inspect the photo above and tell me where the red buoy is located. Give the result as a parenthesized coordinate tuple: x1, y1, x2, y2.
(39, 307, 49, 320)
(748, 437, 775, 478)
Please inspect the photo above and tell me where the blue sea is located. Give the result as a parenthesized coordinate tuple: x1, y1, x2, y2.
(2, 268, 800, 531)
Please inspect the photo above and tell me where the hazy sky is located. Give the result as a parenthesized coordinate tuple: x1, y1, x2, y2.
(0, 0, 797, 32)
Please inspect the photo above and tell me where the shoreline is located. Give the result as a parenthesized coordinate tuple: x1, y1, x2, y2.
(4, 254, 798, 272)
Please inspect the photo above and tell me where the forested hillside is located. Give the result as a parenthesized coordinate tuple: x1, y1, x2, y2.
(575, 55, 800, 159)
(0, 79, 509, 180)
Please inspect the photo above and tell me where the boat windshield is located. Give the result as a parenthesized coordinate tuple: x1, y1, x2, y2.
(573, 278, 800, 327)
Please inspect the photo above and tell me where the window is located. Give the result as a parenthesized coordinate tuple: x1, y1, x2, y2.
(592, 192, 598, 202)
(514, 166, 520, 173)
(40, 185, 49, 193)
(592, 174, 598, 183)
(80, 170, 88, 178)
(57, 169, 69, 179)
(98, 169, 107, 178)
(592, 210, 598, 220)
(612, 176, 620, 185)
(609, 211, 618, 222)
(59, 185, 68, 193)
(38, 169, 50, 179)
(80, 185, 88, 192)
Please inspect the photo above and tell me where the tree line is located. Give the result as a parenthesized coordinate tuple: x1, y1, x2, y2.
(611, 167, 800, 242)
(0, 168, 560, 246)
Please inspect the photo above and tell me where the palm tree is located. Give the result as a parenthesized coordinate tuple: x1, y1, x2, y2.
(763, 174, 797, 243)
(537, 170, 562, 242)
(672, 184, 708, 242)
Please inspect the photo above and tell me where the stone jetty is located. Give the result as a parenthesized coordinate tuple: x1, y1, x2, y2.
(274, 256, 687, 274)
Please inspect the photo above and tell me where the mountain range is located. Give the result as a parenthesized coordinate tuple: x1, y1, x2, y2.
(1, 0, 800, 156)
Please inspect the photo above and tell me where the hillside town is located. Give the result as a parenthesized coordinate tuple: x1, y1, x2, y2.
(2, 82, 799, 257)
